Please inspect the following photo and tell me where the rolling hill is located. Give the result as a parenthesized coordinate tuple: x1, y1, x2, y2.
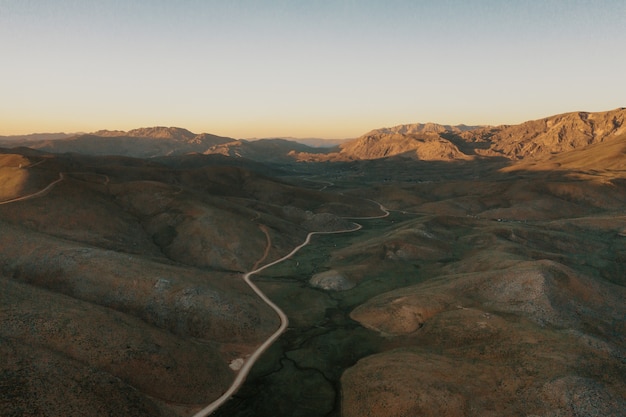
(1, 107, 626, 416)
(0, 148, 380, 416)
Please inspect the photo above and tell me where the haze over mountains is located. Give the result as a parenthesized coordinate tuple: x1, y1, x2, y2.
(1, 108, 625, 417)
(2, 108, 624, 164)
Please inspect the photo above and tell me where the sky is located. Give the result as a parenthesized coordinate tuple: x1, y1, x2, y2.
(1, 0, 625, 139)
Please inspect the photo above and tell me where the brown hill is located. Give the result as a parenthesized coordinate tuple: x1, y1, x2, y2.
(0, 152, 62, 201)
(338, 131, 472, 161)
(0, 149, 381, 416)
(0, 154, 33, 200)
(322, 162, 626, 416)
(342, 222, 626, 416)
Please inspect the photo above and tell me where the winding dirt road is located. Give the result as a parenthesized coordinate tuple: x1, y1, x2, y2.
(0, 165, 390, 416)
(0, 172, 64, 205)
(192, 201, 389, 417)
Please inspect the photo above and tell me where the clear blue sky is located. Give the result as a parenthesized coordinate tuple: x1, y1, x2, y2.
(1, 0, 624, 138)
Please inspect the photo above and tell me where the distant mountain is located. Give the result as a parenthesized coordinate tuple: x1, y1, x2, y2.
(3, 109, 625, 162)
(365, 123, 483, 136)
(298, 108, 626, 162)
(0, 132, 75, 144)
(6, 127, 236, 159)
(92, 126, 217, 142)
(202, 138, 329, 163)
(274, 137, 348, 148)
(93, 126, 195, 140)
(2, 127, 332, 161)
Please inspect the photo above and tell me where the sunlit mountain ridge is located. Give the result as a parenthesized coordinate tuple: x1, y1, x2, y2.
(2, 108, 624, 163)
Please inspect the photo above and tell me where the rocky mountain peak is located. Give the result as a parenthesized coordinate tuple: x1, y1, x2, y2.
(91, 127, 197, 141)
(367, 122, 483, 136)
(126, 127, 197, 141)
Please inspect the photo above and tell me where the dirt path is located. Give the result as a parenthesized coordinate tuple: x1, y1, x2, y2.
(0, 166, 390, 417)
(251, 225, 272, 271)
(0, 172, 64, 205)
(191, 203, 389, 417)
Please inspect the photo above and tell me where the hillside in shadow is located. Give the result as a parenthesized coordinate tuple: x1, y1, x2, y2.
(307, 140, 626, 416)
(212, 136, 626, 416)
(1, 130, 625, 416)
(0, 148, 380, 416)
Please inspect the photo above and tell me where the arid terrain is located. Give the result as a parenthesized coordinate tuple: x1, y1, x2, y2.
(1, 108, 625, 416)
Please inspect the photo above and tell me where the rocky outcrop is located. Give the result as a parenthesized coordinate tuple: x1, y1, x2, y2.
(310, 269, 355, 291)
(350, 259, 625, 335)
(338, 132, 472, 161)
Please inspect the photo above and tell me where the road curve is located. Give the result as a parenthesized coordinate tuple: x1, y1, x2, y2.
(0, 172, 64, 205)
(0, 164, 390, 415)
(192, 203, 389, 417)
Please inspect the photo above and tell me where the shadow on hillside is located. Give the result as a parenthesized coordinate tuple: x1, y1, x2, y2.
(298, 148, 626, 184)
(292, 152, 626, 223)
(299, 154, 511, 183)
(440, 132, 495, 155)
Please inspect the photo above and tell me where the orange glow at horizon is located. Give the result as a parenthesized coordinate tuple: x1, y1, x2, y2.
(1, 1, 624, 139)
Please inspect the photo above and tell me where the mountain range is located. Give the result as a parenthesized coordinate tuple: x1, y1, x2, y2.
(2, 108, 624, 164)
(327, 108, 626, 161)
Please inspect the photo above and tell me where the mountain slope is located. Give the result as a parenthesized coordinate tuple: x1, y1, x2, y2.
(473, 108, 626, 159)
(502, 132, 626, 174)
(338, 131, 473, 161)
(316, 108, 626, 162)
